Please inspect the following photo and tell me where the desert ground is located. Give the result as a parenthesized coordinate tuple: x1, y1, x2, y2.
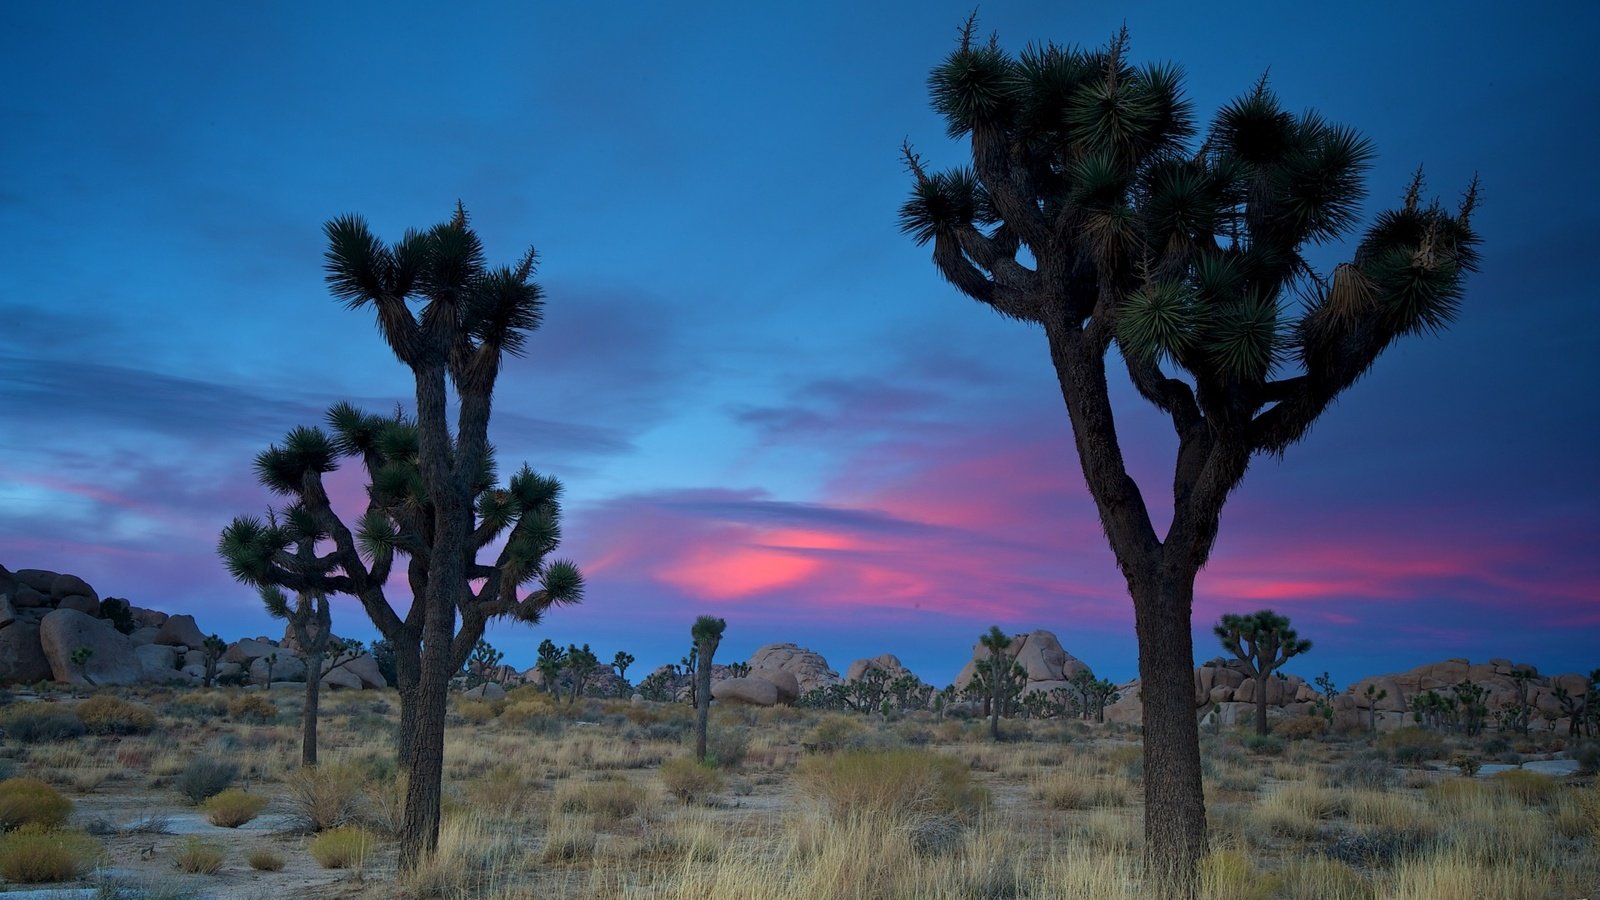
(0, 682, 1597, 899)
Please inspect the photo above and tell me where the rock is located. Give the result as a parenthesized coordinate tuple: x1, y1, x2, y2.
(15, 569, 58, 593)
(463, 683, 507, 701)
(631, 693, 644, 703)
(0, 592, 15, 630)
(216, 661, 243, 680)
(12, 585, 49, 608)
(0, 617, 54, 683)
(748, 643, 839, 695)
(249, 653, 306, 685)
(127, 627, 160, 646)
(57, 594, 99, 616)
(181, 663, 208, 680)
(223, 638, 279, 664)
(333, 653, 386, 689)
(1011, 630, 1070, 682)
(183, 649, 207, 667)
(711, 676, 779, 706)
(50, 574, 98, 604)
(129, 607, 168, 629)
(154, 614, 207, 648)
(321, 667, 363, 690)
(38, 608, 141, 685)
(135, 644, 182, 682)
(845, 654, 914, 683)
(749, 668, 800, 704)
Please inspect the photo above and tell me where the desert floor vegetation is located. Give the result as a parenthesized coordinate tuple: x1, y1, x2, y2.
(0, 682, 1595, 898)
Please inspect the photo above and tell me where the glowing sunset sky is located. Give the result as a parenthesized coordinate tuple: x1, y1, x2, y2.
(2, 2, 1596, 687)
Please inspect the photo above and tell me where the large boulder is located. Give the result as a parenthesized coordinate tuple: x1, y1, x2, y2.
(321, 667, 363, 690)
(0, 592, 15, 631)
(223, 638, 279, 664)
(154, 614, 207, 648)
(711, 676, 779, 707)
(249, 652, 307, 685)
(129, 607, 168, 629)
(14, 569, 58, 594)
(333, 653, 387, 689)
(845, 654, 914, 683)
(56, 594, 99, 616)
(953, 629, 1094, 694)
(0, 617, 54, 683)
(11, 585, 49, 608)
(135, 644, 184, 682)
(49, 573, 98, 603)
(38, 608, 141, 685)
(463, 683, 507, 701)
(750, 668, 800, 704)
(748, 643, 839, 695)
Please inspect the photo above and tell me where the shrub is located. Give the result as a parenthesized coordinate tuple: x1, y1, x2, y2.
(796, 749, 986, 823)
(0, 778, 72, 830)
(202, 789, 269, 827)
(227, 694, 278, 724)
(284, 763, 364, 832)
(0, 826, 101, 882)
(1493, 769, 1558, 805)
(660, 757, 722, 803)
(1448, 752, 1481, 777)
(174, 756, 238, 804)
(1273, 716, 1327, 740)
(805, 714, 867, 752)
(1378, 726, 1445, 764)
(1334, 756, 1397, 790)
(1034, 772, 1130, 810)
(554, 777, 646, 821)
(705, 726, 749, 769)
(172, 836, 225, 874)
(0, 706, 85, 743)
(1243, 734, 1285, 756)
(1569, 740, 1600, 776)
(309, 826, 376, 869)
(73, 695, 156, 735)
(247, 846, 286, 871)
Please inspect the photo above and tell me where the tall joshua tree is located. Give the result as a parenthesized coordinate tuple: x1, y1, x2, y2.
(1215, 610, 1311, 736)
(218, 205, 583, 870)
(691, 615, 726, 763)
(978, 626, 1012, 741)
(901, 21, 1479, 890)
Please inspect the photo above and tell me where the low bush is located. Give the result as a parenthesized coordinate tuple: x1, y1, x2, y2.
(1243, 734, 1285, 756)
(246, 846, 286, 871)
(0, 777, 72, 830)
(73, 695, 156, 735)
(174, 756, 238, 804)
(1034, 772, 1130, 810)
(554, 777, 646, 821)
(705, 726, 749, 768)
(0, 826, 102, 882)
(1448, 752, 1481, 777)
(660, 757, 722, 803)
(309, 825, 376, 869)
(1569, 740, 1600, 775)
(796, 749, 986, 823)
(226, 694, 278, 724)
(1273, 716, 1327, 740)
(172, 836, 225, 874)
(284, 763, 364, 832)
(202, 789, 269, 827)
(0, 705, 86, 743)
(1493, 768, 1558, 805)
(1378, 726, 1445, 765)
(804, 714, 867, 752)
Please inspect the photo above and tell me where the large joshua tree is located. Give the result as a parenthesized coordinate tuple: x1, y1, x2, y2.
(1214, 609, 1311, 736)
(901, 22, 1479, 890)
(218, 205, 583, 869)
(691, 615, 726, 763)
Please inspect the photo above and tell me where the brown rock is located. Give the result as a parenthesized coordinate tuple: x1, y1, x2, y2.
(321, 667, 363, 690)
(223, 638, 279, 664)
(50, 574, 98, 603)
(154, 614, 207, 648)
(56, 594, 99, 616)
(14, 569, 58, 593)
(846, 654, 914, 683)
(129, 607, 168, 629)
(747, 643, 838, 695)
(711, 676, 779, 706)
(749, 668, 800, 704)
(38, 608, 141, 685)
(12, 585, 48, 608)
(0, 617, 53, 683)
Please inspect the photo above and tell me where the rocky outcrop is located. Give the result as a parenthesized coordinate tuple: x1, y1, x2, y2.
(39, 608, 142, 686)
(953, 630, 1094, 696)
(712, 676, 780, 706)
(750, 667, 800, 704)
(748, 642, 838, 695)
(845, 654, 915, 683)
(155, 614, 208, 648)
(0, 617, 54, 683)
(1347, 658, 1589, 732)
(463, 682, 507, 701)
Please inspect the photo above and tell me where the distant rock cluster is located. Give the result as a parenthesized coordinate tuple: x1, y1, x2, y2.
(0, 563, 387, 690)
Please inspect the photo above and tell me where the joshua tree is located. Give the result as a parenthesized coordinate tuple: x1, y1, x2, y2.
(691, 616, 726, 763)
(534, 639, 568, 696)
(261, 575, 334, 765)
(900, 21, 1478, 886)
(1363, 683, 1389, 733)
(200, 634, 226, 688)
(218, 206, 583, 870)
(464, 639, 505, 689)
(565, 643, 599, 703)
(1085, 677, 1122, 722)
(681, 647, 700, 707)
(1215, 610, 1312, 736)
(611, 651, 635, 693)
(978, 626, 1012, 741)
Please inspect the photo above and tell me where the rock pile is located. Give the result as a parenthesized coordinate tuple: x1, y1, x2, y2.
(952, 629, 1094, 699)
(748, 642, 839, 695)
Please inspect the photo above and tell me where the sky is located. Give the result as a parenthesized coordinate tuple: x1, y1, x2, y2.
(2, 1, 1596, 689)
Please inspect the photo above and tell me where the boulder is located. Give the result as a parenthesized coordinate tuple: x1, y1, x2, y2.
(0, 592, 15, 630)
(50, 574, 98, 604)
(12, 585, 49, 608)
(135, 644, 182, 682)
(216, 661, 243, 680)
(181, 663, 208, 681)
(845, 654, 913, 683)
(14, 569, 58, 593)
(463, 683, 507, 701)
(748, 643, 839, 694)
(750, 667, 800, 704)
(0, 617, 54, 683)
(333, 653, 387, 689)
(38, 608, 141, 685)
(154, 614, 207, 648)
(1012, 630, 1070, 682)
(129, 607, 168, 629)
(249, 652, 307, 685)
(127, 627, 160, 647)
(321, 667, 363, 690)
(57, 594, 99, 616)
(711, 676, 779, 706)
(223, 638, 279, 664)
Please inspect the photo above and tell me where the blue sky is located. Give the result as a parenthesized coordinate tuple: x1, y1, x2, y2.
(2, 1, 1596, 688)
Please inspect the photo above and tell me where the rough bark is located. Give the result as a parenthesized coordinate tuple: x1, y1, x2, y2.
(694, 644, 713, 763)
(1255, 672, 1271, 737)
(1134, 575, 1206, 897)
(398, 609, 453, 869)
(302, 649, 323, 767)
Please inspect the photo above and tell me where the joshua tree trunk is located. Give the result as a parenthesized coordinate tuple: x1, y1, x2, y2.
(989, 667, 1002, 741)
(1134, 575, 1206, 895)
(398, 602, 455, 869)
(694, 652, 713, 762)
(302, 649, 323, 767)
(1255, 676, 1271, 737)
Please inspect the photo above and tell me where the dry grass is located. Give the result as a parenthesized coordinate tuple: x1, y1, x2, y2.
(172, 835, 226, 874)
(0, 826, 102, 883)
(309, 825, 376, 869)
(247, 846, 286, 871)
(0, 777, 72, 829)
(202, 788, 269, 827)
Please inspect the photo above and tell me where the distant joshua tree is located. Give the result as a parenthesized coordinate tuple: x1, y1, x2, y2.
(1215, 610, 1311, 736)
(901, 18, 1479, 890)
(691, 616, 726, 763)
(978, 626, 1012, 741)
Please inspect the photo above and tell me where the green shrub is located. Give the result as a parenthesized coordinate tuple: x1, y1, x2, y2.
(796, 749, 986, 822)
(0, 826, 102, 882)
(0, 706, 85, 743)
(175, 756, 238, 804)
(0, 777, 72, 830)
(247, 846, 286, 871)
(73, 695, 156, 735)
(1569, 740, 1600, 776)
(172, 836, 225, 874)
(660, 757, 722, 803)
(202, 789, 269, 827)
(309, 826, 376, 869)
